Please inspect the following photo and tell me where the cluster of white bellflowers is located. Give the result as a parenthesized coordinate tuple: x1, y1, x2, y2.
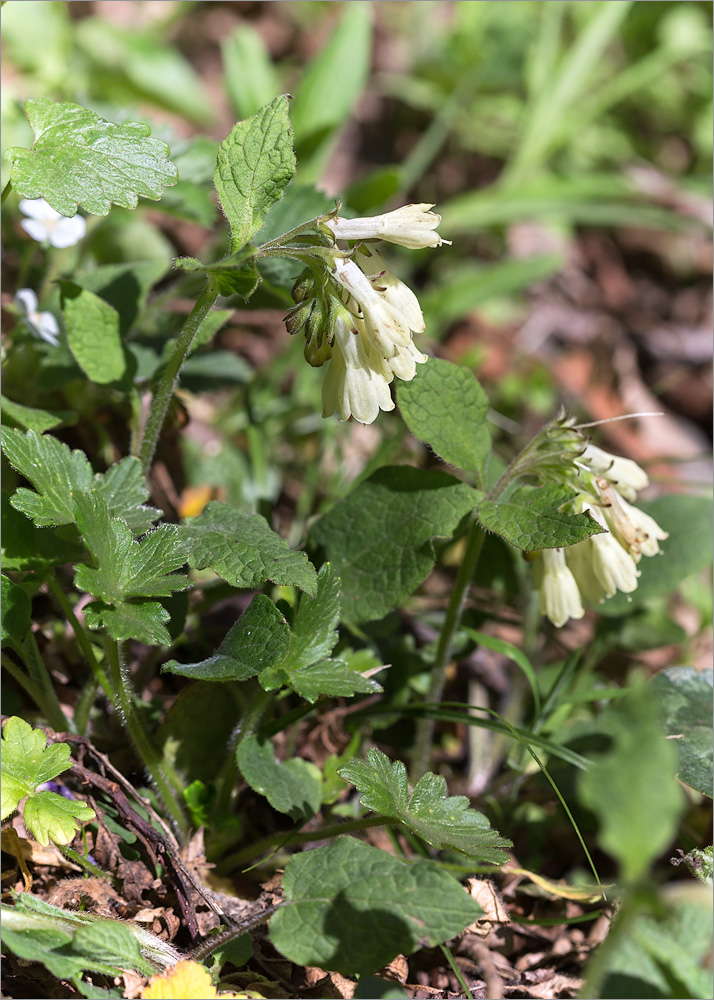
(285, 205, 668, 629)
(532, 439, 669, 628)
(286, 203, 449, 425)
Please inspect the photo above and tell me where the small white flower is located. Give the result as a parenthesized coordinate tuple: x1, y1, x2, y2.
(584, 504, 640, 598)
(538, 547, 585, 628)
(326, 203, 451, 249)
(596, 478, 669, 560)
(322, 316, 395, 424)
(19, 198, 86, 249)
(14, 288, 60, 346)
(579, 443, 649, 502)
(385, 337, 428, 381)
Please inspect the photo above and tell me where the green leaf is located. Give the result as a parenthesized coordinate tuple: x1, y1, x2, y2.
(1, 396, 76, 433)
(174, 255, 261, 299)
(1, 574, 32, 644)
(650, 667, 713, 797)
(214, 94, 296, 253)
(600, 495, 714, 614)
(310, 467, 481, 624)
(179, 501, 317, 596)
(24, 790, 96, 848)
(338, 748, 511, 864)
(75, 19, 214, 127)
(222, 23, 281, 120)
(158, 684, 238, 785)
(1, 491, 84, 572)
(0, 717, 94, 848)
(84, 600, 172, 646)
(289, 4, 372, 180)
(353, 977, 408, 1000)
(595, 885, 713, 1000)
(237, 734, 322, 822)
(5, 98, 178, 216)
(2, 432, 159, 534)
(3, 428, 93, 526)
(1, 896, 166, 983)
(397, 358, 490, 484)
(577, 676, 686, 883)
(1, 717, 71, 819)
(259, 564, 383, 701)
(61, 283, 126, 385)
(73, 260, 168, 336)
(285, 659, 383, 704)
(162, 595, 290, 682)
(93, 457, 161, 535)
(158, 137, 219, 227)
(71, 921, 153, 978)
(477, 483, 604, 551)
(73, 492, 187, 605)
(269, 836, 482, 975)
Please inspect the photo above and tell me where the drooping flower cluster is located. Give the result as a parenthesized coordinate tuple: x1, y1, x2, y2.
(285, 205, 448, 424)
(532, 427, 669, 628)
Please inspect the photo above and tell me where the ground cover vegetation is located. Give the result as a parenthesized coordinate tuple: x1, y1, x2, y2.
(1, 2, 712, 998)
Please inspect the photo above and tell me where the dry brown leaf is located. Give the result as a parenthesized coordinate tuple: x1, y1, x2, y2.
(464, 877, 511, 936)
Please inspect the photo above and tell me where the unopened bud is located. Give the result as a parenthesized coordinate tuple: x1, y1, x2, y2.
(304, 338, 332, 367)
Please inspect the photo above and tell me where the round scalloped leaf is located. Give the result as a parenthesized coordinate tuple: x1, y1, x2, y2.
(5, 98, 178, 217)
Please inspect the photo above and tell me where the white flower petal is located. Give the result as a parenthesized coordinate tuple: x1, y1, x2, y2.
(48, 214, 87, 249)
(326, 203, 450, 249)
(322, 318, 395, 424)
(15, 288, 38, 315)
(597, 480, 668, 559)
(580, 444, 649, 502)
(19, 198, 62, 221)
(36, 312, 60, 346)
(539, 547, 585, 627)
(586, 505, 640, 597)
(21, 219, 52, 243)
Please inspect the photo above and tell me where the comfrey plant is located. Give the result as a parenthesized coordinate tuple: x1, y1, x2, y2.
(1, 95, 702, 995)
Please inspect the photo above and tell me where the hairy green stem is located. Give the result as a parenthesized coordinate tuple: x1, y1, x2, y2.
(214, 686, 274, 821)
(136, 278, 219, 474)
(107, 639, 188, 838)
(410, 519, 486, 783)
(20, 632, 74, 733)
(218, 816, 391, 873)
(1, 653, 42, 706)
(47, 576, 114, 703)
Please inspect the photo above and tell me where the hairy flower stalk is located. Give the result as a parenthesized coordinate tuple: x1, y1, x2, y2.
(283, 205, 447, 423)
(530, 420, 669, 627)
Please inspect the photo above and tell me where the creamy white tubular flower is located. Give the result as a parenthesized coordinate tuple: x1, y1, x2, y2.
(565, 540, 608, 606)
(19, 198, 86, 248)
(321, 317, 395, 424)
(386, 338, 428, 381)
(579, 443, 649, 502)
(326, 204, 451, 249)
(596, 478, 669, 559)
(585, 504, 640, 597)
(331, 257, 411, 357)
(538, 548, 585, 628)
(355, 247, 425, 334)
(15, 288, 60, 346)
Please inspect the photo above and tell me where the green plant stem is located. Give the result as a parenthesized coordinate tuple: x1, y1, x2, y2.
(440, 942, 473, 1000)
(19, 633, 74, 733)
(136, 278, 219, 473)
(218, 815, 391, 873)
(1, 179, 11, 206)
(1, 653, 42, 705)
(106, 639, 188, 838)
(47, 576, 114, 702)
(410, 518, 486, 783)
(214, 686, 274, 820)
